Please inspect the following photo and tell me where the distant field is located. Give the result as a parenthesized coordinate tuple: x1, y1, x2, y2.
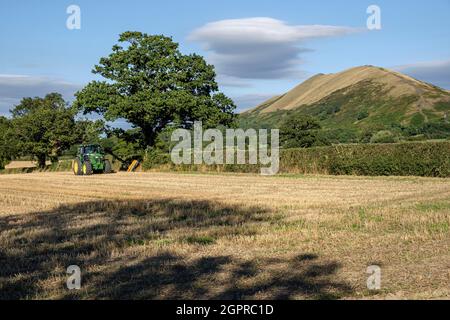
(0, 172, 449, 299)
(4, 161, 51, 169)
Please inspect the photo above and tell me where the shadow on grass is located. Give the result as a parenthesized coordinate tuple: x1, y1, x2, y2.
(0, 198, 352, 300)
(89, 252, 350, 300)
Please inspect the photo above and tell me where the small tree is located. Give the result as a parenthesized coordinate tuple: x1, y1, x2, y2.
(0, 116, 16, 169)
(10, 93, 78, 168)
(357, 110, 369, 120)
(370, 130, 398, 144)
(75, 31, 236, 148)
(280, 114, 322, 148)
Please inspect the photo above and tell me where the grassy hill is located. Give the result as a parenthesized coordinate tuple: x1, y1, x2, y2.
(239, 66, 450, 142)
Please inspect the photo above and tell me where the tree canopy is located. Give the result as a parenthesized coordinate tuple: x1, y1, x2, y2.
(280, 114, 322, 148)
(0, 116, 15, 169)
(74, 31, 236, 147)
(10, 93, 79, 167)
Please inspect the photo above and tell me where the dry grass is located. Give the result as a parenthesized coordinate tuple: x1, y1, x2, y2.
(0, 172, 449, 300)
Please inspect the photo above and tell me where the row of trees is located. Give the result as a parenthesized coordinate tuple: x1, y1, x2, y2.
(0, 32, 237, 169)
(279, 113, 450, 147)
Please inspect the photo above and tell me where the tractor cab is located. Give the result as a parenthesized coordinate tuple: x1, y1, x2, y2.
(79, 144, 103, 155)
(72, 144, 112, 175)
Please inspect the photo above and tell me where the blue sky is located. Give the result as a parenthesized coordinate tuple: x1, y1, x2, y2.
(0, 0, 449, 117)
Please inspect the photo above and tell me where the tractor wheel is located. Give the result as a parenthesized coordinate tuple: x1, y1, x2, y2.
(73, 159, 83, 176)
(82, 161, 93, 175)
(104, 159, 112, 174)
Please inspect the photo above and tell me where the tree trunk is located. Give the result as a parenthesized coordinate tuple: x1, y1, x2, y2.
(50, 156, 59, 165)
(142, 130, 156, 148)
(37, 155, 47, 168)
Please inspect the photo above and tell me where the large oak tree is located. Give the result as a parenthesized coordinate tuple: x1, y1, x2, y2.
(74, 31, 236, 147)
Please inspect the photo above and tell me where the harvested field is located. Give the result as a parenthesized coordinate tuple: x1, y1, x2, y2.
(0, 172, 449, 299)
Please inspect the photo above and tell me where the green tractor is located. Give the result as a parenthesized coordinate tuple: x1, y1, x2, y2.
(72, 144, 112, 175)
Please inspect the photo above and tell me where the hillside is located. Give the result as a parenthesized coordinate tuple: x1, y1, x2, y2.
(240, 66, 450, 142)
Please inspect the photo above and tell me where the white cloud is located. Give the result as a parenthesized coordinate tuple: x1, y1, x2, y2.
(216, 75, 254, 88)
(394, 60, 450, 89)
(189, 17, 359, 80)
(0, 74, 82, 116)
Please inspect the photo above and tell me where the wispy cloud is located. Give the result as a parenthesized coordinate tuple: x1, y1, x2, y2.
(216, 75, 254, 88)
(0, 74, 82, 116)
(393, 60, 450, 89)
(231, 93, 277, 112)
(189, 17, 360, 80)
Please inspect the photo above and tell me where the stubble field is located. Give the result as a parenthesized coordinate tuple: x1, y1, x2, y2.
(0, 172, 449, 299)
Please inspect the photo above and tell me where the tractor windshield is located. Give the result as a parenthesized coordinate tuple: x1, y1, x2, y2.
(83, 145, 101, 154)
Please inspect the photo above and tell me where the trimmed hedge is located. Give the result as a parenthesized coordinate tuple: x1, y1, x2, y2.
(282, 142, 450, 177)
(143, 141, 450, 177)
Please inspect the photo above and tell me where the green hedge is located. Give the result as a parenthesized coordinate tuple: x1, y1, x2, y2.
(143, 141, 450, 177)
(282, 142, 450, 177)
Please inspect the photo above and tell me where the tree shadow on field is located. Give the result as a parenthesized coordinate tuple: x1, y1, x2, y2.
(90, 252, 351, 300)
(0, 198, 352, 300)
